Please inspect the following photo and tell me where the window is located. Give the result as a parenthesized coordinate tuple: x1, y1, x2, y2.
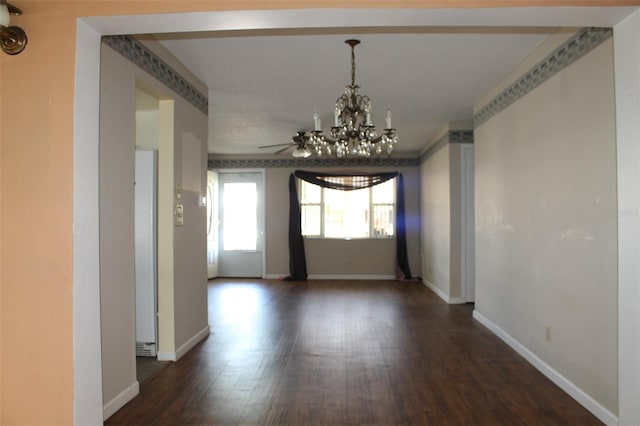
(300, 177, 395, 239)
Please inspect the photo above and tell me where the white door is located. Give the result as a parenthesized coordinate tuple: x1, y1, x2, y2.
(218, 171, 264, 277)
(207, 170, 219, 279)
(462, 145, 475, 302)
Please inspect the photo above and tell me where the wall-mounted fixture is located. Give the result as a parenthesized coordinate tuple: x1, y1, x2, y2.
(0, 1, 27, 55)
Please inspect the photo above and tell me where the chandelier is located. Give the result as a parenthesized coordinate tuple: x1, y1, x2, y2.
(304, 39, 398, 158)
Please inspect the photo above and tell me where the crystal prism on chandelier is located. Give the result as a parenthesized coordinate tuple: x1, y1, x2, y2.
(305, 39, 398, 158)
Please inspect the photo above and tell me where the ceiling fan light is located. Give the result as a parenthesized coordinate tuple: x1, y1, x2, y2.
(293, 146, 311, 158)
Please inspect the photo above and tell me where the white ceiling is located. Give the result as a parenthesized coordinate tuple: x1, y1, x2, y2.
(113, 7, 638, 156)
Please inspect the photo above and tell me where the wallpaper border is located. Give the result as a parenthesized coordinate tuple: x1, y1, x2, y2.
(208, 157, 420, 169)
(474, 27, 612, 127)
(102, 35, 209, 115)
(419, 130, 474, 164)
(103, 28, 610, 156)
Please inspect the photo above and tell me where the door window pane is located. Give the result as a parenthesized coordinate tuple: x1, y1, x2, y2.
(222, 182, 257, 251)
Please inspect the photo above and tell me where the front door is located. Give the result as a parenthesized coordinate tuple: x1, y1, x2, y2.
(218, 171, 264, 277)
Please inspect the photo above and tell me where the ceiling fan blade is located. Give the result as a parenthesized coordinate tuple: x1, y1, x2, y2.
(275, 146, 293, 154)
(259, 143, 293, 149)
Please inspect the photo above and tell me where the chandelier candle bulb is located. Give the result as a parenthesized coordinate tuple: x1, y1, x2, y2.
(314, 112, 321, 132)
(334, 109, 340, 127)
(386, 110, 392, 129)
(0, 3, 9, 27)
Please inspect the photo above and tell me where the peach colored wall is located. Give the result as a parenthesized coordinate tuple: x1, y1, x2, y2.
(0, 0, 637, 424)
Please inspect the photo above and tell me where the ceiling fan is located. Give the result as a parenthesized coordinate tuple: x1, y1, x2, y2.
(259, 131, 313, 158)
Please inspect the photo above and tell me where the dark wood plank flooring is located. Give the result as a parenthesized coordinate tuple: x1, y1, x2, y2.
(106, 279, 602, 425)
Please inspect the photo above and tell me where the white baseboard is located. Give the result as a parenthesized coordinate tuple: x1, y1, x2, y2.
(157, 325, 210, 362)
(472, 310, 617, 426)
(423, 278, 466, 304)
(103, 381, 139, 420)
(307, 274, 396, 280)
(263, 274, 397, 280)
(156, 351, 175, 361)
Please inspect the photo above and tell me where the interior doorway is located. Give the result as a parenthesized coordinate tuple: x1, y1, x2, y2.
(133, 85, 170, 383)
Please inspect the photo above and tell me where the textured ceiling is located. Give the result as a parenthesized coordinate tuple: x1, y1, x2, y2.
(158, 29, 552, 155)
(124, 7, 636, 157)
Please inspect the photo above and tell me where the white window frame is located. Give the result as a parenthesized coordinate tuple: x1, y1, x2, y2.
(299, 178, 396, 240)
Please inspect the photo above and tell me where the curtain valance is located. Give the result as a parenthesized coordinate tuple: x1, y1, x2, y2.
(293, 170, 397, 191)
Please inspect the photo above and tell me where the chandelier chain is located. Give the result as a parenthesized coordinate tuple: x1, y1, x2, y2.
(351, 43, 356, 87)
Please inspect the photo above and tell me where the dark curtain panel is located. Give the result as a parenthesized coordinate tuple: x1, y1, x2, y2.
(284, 173, 308, 281)
(395, 174, 413, 279)
(286, 170, 413, 281)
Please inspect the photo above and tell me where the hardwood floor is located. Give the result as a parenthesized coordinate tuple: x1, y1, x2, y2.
(106, 279, 602, 425)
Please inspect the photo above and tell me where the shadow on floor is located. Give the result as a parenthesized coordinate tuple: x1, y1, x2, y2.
(136, 357, 170, 383)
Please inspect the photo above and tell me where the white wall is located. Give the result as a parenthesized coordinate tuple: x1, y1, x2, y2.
(614, 10, 640, 425)
(419, 139, 470, 302)
(172, 124, 208, 352)
(448, 143, 466, 300)
(420, 145, 451, 295)
(99, 41, 208, 417)
(474, 38, 617, 416)
(99, 44, 137, 413)
(261, 165, 421, 278)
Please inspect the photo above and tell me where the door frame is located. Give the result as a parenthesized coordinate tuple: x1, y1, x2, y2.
(214, 168, 266, 278)
(460, 143, 475, 303)
(207, 170, 219, 279)
(73, 10, 640, 425)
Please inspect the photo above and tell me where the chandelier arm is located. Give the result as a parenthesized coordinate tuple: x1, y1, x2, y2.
(363, 129, 397, 144)
(367, 135, 384, 144)
(320, 135, 338, 145)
